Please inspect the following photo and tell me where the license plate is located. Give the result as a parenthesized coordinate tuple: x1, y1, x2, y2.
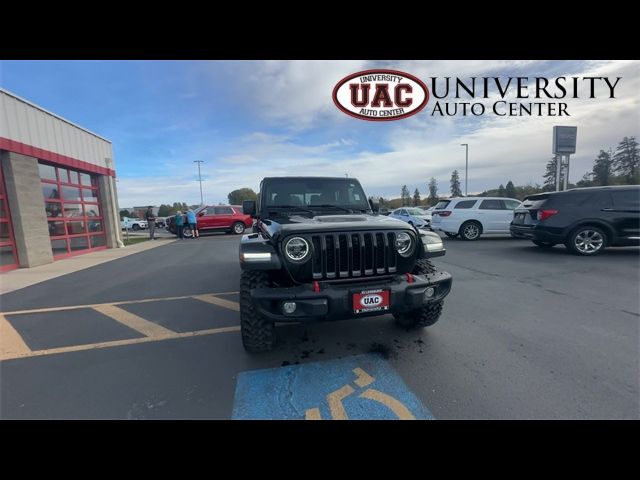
(353, 289, 390, 314)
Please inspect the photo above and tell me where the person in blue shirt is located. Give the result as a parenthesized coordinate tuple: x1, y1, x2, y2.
(187, 209, 199, 238)
(175, 210, 185, 240)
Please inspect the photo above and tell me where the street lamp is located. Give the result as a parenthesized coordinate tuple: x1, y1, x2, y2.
(194, 160, 204, 206)
(460, 144, 468, 196)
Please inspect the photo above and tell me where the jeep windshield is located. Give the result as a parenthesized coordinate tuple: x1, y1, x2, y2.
(264, 178, 371, 215)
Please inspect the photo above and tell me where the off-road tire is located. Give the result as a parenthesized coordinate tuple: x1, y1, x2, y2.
(393, 258, 443, 329)
(240, 270, 275, 352)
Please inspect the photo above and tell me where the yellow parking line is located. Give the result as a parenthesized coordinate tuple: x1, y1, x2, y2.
(1, 325, 241, 361)
(0, 313, 32, 361)
(192, 294, 240, 312)
(0, 291, 240, 316)
(92, 304, 175, 338)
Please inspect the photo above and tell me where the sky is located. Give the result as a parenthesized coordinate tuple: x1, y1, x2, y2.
(1, 60, 638, 207)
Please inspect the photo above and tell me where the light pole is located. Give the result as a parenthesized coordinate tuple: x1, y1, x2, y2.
(194, 160, 204, 206)
(345, 173, 348, 178)
(460, 144, 468, 196)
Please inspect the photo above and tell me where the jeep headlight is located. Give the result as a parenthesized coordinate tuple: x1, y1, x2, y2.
(284, 237, 310, 262)
(420, 231, 444, 252)
(395, 232, 414, 257)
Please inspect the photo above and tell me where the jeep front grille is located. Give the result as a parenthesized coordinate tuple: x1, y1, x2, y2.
(310, 231, 400, 280)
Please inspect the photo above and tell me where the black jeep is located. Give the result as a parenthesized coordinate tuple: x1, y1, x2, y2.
(239, 176, 453, 352)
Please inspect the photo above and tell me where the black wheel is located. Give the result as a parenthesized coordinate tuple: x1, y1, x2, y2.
(232, 222, 245, 235)
(459, 221, 482, 241)
(393, 259, 443, 329)
(532, 240, 556, 248)
(240, 270, 275, 352)
(182, 227, 193, 238)
(565, 226, 607, 256)
(132, 224, 140, 231)
(444, 232, 458, 238)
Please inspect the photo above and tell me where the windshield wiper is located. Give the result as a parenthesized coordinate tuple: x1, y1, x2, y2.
(314, 204, 355, 213)
(268, 205, 315, 216)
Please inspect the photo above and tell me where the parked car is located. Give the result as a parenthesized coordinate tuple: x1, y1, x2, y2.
(510, 185, 640, 255)
(378, 207, 391, 216)
(154, 217, 167, 228)
(120, 217, 147, 230)
(431, 197, 521, 240)
(389, 207, 432, 229)
(166, 205, 253, 237)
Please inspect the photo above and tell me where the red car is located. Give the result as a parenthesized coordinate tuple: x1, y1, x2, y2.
(166, 205, 253, 236)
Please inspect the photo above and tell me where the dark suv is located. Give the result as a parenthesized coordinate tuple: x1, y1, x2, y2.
(238, 176, 453, 352)
(510, 185, 640, 255)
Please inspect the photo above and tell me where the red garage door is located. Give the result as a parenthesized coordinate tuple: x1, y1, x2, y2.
(39, 162, 107, 259)
(0, 165, 19, 271)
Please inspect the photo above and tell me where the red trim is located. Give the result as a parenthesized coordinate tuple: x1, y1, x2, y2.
(0, 164, 19, 271)
(0, 137, 115, 177)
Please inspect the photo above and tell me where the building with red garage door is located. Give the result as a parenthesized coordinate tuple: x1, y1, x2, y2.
(0, 88, 122, 271)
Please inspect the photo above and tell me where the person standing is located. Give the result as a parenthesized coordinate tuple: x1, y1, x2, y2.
(187, 208, 199, 239)
(175, 210, 185, 240)
(145, 206, 156, 240)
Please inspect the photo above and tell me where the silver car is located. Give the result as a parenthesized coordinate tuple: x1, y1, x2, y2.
(389, 207, 432, 229)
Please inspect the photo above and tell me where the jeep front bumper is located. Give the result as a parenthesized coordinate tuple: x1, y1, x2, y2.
(250, 271, 452, 322)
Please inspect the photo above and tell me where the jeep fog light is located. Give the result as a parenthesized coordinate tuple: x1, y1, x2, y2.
(425, 287, 435, 298)
(282, 302, 297, 314)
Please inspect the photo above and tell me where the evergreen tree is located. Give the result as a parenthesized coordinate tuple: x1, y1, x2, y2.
(428, 177, 438, 205)
(613, 136, 639, 184)
(412, 188, 421, 206)
(505, 181, 516, 198)
(450, 170, 462, 197)
(400, 185, 411, 206)
(543, 156, 563, 190)
(157, 204, 172, 217)
(592, 149, 614, 186)
(497, 184, 505, 197)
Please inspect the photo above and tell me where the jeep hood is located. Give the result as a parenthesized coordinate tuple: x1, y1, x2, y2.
(267, 214, 412, 235)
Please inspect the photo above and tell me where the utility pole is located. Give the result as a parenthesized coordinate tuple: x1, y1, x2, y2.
(194, 160, 204, 206)
(460, 143, 469, 196)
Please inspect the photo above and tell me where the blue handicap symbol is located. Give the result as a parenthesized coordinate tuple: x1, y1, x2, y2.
(232, 354, 434, 420)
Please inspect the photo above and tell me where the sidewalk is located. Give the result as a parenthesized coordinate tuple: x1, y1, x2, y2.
(0, 239, 175, 295)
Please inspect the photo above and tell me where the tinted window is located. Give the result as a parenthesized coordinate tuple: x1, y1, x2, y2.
(205, 207, 216, 215)
(434, 201, 450, 209)
(611, 190, 640, 208)
(558, 192, 594, 206)
(264, 178, 369, 210)
(479, 199, 504, 210)
(454, 200, 477, 209)
(214, 207, 234, 215)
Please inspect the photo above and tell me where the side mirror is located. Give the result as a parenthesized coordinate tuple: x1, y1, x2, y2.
(243, 200, 257, 218)
(368, 199, 379, 213)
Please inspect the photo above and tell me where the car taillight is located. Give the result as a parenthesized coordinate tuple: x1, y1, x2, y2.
(537, 209, 558, 221)
(438, 211, 452, 217)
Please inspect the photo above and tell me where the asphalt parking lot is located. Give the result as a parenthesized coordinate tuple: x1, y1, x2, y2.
(1, 232, 638, 419)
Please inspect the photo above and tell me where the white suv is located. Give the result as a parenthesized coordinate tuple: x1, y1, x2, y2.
(431, 197, 521, 240)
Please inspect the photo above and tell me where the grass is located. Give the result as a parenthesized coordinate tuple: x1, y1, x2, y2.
(123, 237, 151, 246)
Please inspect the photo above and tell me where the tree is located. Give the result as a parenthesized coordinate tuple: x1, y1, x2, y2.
(412, 188, 421, 206)
(157, 204, 172, 217)
(543, 157, 563, 191)
(450, 170, 462, 197)
(592, 149, 614, 186)
(497, 184, 505, 197)
(400, 185, 411, 206)
(228, 188, 257, 205)
(613, 136, 639, 184)
(119, 209, 131, 220)
(505, 181, 516, 198)
(575, 172, 594, 188)
(428, 178, 438, 206)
